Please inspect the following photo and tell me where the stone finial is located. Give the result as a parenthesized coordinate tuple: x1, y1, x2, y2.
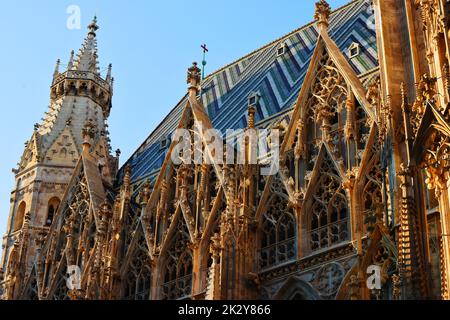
(314, 0, 331, 31)
(187, 62, 201, 93)
(123, 164, 132, 189)
(98, 201, 112, 239)
(68, 50, 75, 70)
(53, 59, 61, 81)
(115, 148, 121, 158)
(139, 180, 152, 205)
(106, 63, 112, 83)
(210, 233, 222, 260)
(247, 106, 256, 129)
(392, 274, 402, 300)
(366, 78, 380, 107)
(82, 119, 97, 151)
(418, 73, 437, 101)
(99, 201, 112, 220)
(88, 16, 99, 37)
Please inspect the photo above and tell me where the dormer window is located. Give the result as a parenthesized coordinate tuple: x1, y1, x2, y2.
(248, 92, 260, 107)
(277, 43, 287, 56)
(348, 42, 360, 58)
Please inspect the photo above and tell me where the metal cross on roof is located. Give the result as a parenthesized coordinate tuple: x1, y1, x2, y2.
(201, 44, 208, 80)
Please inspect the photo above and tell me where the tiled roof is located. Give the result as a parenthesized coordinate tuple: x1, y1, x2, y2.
(119, 0, 378, 186)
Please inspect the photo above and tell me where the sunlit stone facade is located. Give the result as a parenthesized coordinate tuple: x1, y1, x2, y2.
(1, 0, 450, 300)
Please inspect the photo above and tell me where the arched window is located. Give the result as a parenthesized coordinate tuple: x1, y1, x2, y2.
(161, 221, 193, 300)
(59, 148, 67, 159)
(362, 160, 383, 234)
(13, 201, 26, 232)
(309, 157, 349, 252)
(46, 197, 60, 226)
(124, 233, 152, 300)
(260, 188, 296, 270)
(162, 249, 193, 300)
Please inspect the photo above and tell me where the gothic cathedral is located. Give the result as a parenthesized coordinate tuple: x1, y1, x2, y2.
(1, 0, 450, 300)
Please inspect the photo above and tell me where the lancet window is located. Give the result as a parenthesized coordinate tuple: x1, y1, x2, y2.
(260, 183, 296, 270)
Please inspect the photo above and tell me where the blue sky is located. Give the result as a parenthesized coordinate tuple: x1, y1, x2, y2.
(0, 0, 349, 258)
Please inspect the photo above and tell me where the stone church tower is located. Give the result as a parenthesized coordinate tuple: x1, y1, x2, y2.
(0, 17, 118, 298)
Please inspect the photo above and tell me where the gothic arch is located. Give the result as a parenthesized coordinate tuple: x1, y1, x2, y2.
(46, 197, 61, 226)
(259, 183, 296, 270)
(21, 267, 39, 300)
(306, 149, 349, 253)
(360, 155, 383, 234)
(123, 228, 152, 300)
(48, 256, 70, 300)
(59, 148, 68, 158)
(273, 276, 321, 300)
(13, 201, 26, 232)
(160, 218, 193, 300)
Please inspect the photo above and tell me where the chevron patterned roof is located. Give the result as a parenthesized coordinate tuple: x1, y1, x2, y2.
(119, 0, 379, 187)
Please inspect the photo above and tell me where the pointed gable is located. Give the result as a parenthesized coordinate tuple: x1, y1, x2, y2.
(43, 126, 79, 166)
(36, 152, 108, 296)
(304, 144, 344, 200)
(283, 33, 373, 152)
(121, 0, 378, 184)
(41, 152, 107, 258)
(81, 153, 107, 216)
(18, 133, 41, 172)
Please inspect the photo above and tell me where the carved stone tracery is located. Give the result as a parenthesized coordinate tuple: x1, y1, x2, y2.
(309, 153, 349, 252)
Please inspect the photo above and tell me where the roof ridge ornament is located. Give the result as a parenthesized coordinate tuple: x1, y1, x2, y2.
(314, 0, 331, 32)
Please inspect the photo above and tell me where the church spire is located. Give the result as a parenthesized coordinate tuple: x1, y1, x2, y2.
(72, 16, 100, 74)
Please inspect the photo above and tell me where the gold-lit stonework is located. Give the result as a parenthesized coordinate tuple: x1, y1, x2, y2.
(1, 0, 450, 300)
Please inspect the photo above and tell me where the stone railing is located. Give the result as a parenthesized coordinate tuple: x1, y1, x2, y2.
(53, 70, 111, 91)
